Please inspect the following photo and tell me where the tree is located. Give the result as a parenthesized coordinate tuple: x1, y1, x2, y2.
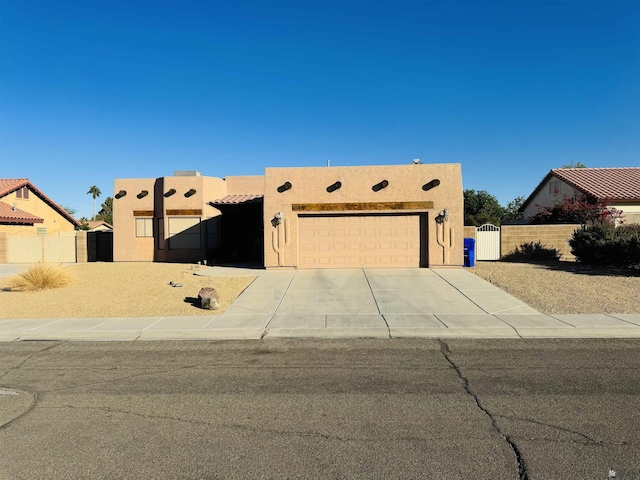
(61, 205, 77, 216)
(87, 186, 101, 220)
(95, 196, 113, 225)
(560, 161, 587, 168)
(464, 190, 505, 226)
(501, 196, 525, 224)
(77, 217, 90, 230)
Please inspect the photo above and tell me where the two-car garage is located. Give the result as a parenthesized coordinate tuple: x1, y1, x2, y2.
(297, 214, 426, 269)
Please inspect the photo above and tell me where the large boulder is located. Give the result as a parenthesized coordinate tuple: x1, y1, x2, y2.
(198, 287, 220, 310)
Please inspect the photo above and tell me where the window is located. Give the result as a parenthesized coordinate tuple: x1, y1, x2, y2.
(16, 186, 29, 199)
(548, 180, 560, 196)
(168, 217, 201, 249)
(37, 227, 47, 236)
(135, 218, 153, 237)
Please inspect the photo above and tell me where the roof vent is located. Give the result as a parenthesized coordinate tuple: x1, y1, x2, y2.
(174, 171, 201, 177)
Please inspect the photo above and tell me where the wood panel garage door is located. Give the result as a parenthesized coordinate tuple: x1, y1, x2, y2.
(298, 214, 421, 268)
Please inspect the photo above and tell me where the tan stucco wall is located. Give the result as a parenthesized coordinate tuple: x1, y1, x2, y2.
(616, 202, 640, 224)
(262, 164, 463, 269)
(113, 175, 228, 262)
(500, 224, 580, 260)
(463, 226, 476, 240)
(0, 189, 76, 235)
(225, 175, 265, 195)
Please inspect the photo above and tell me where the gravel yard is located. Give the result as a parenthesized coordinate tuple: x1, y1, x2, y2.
(471, 261, 640, 314)
(1, 261, 638, 319)
(0, 263, 254, 319)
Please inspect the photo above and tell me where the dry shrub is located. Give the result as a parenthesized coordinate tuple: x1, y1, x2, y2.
(9, 265, 74, 292)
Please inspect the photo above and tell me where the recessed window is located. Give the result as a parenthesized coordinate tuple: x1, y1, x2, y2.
(168, 217, 201, 249)
(16, 186, 29, 199)
(135, 218, 153, 237)
(548, 180, 560, 196)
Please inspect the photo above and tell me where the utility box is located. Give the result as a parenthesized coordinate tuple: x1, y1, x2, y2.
(463, 238, 475, 267)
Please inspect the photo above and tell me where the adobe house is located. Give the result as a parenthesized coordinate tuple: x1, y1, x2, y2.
(113, 164, 463, 268)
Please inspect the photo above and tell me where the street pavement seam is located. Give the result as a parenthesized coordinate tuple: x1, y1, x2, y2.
(603, 313, 640, 327)
(262, 270, 299, 336)
(363, 269, 391, 337)
(491, 315, 525, 339)
(541, 314, 576, 327)
(430, 269, 490, 314)
(430, 314, 450, 329)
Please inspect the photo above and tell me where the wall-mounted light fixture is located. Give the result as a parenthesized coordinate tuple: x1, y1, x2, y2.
(435, 208, 449, 223)
(422, 179, 441, 191)
(277, 182, 292, 193)
(326, 181, 342, 193)
(372, 180, 389, 192)
(115, 190, 127, 199)
(137, 190, 149, 199)
(271, 211, 284, 227)
(185, 188, 196, 197)
(164, 188, 176, 197)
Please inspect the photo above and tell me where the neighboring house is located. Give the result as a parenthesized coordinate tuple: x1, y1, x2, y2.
(0, 178, 81, 234)
(86, 220, 113, 232)
(521, 167, 640, 224)
(113, 164, 464, 269)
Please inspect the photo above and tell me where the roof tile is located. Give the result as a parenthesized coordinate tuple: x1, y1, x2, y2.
(210, 194, 263, 205)
(0, 201, 44, 224)
(551, 167, 640, 200)
(0, 179, 28, 197)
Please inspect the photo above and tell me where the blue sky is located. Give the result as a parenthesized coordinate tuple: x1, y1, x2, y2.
(1, 0, 638, 219)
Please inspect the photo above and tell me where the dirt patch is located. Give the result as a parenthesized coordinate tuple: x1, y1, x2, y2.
(0, 263, 255, 319)
(471, 261, 640, 314)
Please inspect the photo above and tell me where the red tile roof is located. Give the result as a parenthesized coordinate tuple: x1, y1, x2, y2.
(0, 178, 81, 227)
(0, 178, 29, 197)
(551, 167, 640, 200)
(522, 167, 640, 212)
(0, 201, 44, 224)
(210, 194, 263, 205)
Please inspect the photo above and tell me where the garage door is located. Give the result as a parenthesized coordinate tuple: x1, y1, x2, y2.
(298, 214, 421, 268)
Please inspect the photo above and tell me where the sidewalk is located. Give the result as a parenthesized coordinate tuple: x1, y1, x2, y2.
(2, 267, 639, 341)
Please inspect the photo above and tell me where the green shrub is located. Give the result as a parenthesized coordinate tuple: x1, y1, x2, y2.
(569, 224, 640, 268)
(501, 241, 561, 262)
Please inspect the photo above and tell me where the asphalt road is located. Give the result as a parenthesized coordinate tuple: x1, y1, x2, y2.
(1, 339, 638, 479)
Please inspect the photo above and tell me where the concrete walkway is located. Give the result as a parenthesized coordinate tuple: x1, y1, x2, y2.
(2, 266, 639, 341)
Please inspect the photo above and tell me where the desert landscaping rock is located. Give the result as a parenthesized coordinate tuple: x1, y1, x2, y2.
(198, 286, 220, 310)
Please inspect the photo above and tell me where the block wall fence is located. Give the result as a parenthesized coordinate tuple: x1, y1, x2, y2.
(463, 224, 581, 261)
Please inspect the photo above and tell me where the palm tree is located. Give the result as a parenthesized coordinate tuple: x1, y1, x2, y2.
(87, 186, 101, 220)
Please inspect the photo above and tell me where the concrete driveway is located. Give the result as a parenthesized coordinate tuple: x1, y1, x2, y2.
(3, 265, 639, 341)
(209, 267, 542, 338)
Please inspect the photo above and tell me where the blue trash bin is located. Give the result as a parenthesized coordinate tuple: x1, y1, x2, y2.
(463, 238, 475, 267)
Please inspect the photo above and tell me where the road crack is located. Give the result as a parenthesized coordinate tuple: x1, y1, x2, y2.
(0, 391, 38, 431)
(0, 341, 63, 380)
(439, 340, 529, 480)
(51, 404, 357, 442)
(494, 414, 621, 446)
